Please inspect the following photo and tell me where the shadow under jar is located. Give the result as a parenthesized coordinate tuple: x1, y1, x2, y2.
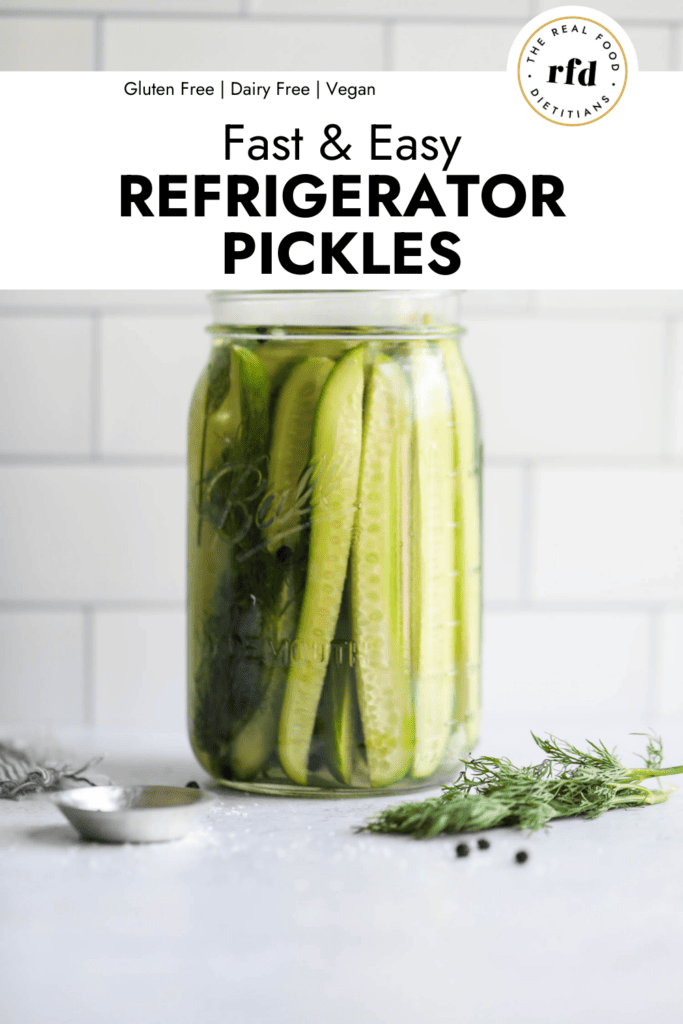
(188, 291, 482, 796)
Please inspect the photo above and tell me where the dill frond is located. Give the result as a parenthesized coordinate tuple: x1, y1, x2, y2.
(360, 732, 683, 838)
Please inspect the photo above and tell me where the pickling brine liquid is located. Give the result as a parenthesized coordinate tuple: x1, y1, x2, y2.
(188, 292, 481, 795)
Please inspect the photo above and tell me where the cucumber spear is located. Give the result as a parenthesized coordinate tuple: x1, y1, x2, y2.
(278, 346, 365, 786)
(228, 357, 333, 780)
(351, 353, 414, 787)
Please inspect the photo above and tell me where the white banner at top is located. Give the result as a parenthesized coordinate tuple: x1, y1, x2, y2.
(1, 8, 680, 289)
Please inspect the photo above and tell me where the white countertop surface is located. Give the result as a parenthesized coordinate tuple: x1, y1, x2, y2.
(2, 718, 683, 1024)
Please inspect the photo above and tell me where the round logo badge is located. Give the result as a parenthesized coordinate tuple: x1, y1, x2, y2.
(518, 16, 627, 126)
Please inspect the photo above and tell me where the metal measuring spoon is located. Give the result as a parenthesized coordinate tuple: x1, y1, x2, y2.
(54, 785, 216, 843)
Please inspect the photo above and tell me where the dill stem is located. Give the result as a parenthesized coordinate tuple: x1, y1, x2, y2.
(628, 764, 683, 781)
(611, 786, 673, 808)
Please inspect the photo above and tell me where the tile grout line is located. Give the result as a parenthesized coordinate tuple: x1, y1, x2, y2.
(90, 311, 102, 460)
(485, 599, 677, 614)
(0, 307, 207, 316)
(0, 10, 680, 27)
(466, 308, 683, 324)
(93, 14, 104, 72)
(0, 306, 678, 322)
(382, 20, 394, 73)
(661, 315, 677, 458)
(0, 601, 185, 612)
(0, 454, 186, 466)
(82, 605, 95, 727)
(645, 608, 660, 722)
(518, 462, 534, 606)
(669, 20, 679, 71)
(0, 11, 538, 25)
(487, 455, 683, 469)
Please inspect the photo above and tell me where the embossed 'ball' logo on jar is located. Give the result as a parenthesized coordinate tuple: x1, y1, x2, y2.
(518, 16, 627, 126)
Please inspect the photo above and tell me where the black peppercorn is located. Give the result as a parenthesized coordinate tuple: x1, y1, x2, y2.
(477, 839, 490, 850)
(455, 843, 470, 858)
(515, 850, 529, 864)
(276, 545, 293, 564)
(186, 781, 200, 789)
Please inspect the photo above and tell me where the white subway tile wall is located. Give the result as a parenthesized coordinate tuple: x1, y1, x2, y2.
(251, 1, 533, 15)
(0, 317, 93, 455)
(0, 18, 94, 71)
(658, 611, 683, 716)
(532, 468, 683, 602)
(93, 611, 187, 732)
(1, 2, 681, 732)
(461, 318, 665, 458)
(0, 466, 185, 603)
(534, 292, 683, 313)
(103, 20, 384, 72)
(481, 468, 525, 603)
(595, 0, 683, 18)
(671, 320, 683, 455)
(4, 2, 240, 10)
(100, 315, 209, 456)
(0, 613, 85, 728)
(624, 26, 673, 71)
(393, 22, 527, 71)
(483, 611, 652, 719)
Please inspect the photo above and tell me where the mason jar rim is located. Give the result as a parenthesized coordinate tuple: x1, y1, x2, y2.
(208, 289, 459, 299)
(208, 289, 462, 331)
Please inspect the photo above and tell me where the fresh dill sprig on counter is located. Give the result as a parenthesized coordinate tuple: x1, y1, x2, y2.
(360, 732, 683, 838)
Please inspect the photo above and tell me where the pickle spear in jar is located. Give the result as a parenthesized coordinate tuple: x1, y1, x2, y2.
(228, 357, 333, 780)
(351, 353, 414, 787)
(191, 346, 271, 768)
(410, 343, 457, 778)
(278, 345, 365, 786)
(438, 339, 482, 750)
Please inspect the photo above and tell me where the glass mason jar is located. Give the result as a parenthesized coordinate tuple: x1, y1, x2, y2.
(188, 291, 481, 796)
